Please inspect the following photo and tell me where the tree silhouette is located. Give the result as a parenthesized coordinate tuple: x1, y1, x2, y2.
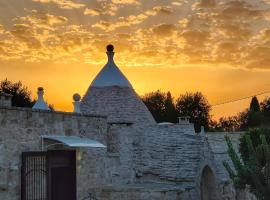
(176, 92, 211, 132)
(164, 92, 178, 123)
(211, 116, 240, 132)
(0, 79, 34, 107)
(247, 96, 263, 128)
(250, 96, 260, 112)
(142, 90, 178, 123)
(142, 90, 166, 123)
(261, 97, 270, 125)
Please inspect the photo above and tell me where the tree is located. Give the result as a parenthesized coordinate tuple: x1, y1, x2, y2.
(238, 109, 249, 131)
(239, 128, 270, 165)
(176, 92, 211, 132)
(223, 128, 270, 199)
(247, 111, 263, 128)
(247, 96, 263, 128)
(0, 79, 34, 107)
(141, 90, 178, 123)
(142, 90, 167, 123)
(164, 92, 178, 123)
(250, 96, 260, 112)
(261, 97, 270, 125)
(214, 116, 241, 132)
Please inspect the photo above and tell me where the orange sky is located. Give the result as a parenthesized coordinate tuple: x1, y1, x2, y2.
(0, 0, 270, 119)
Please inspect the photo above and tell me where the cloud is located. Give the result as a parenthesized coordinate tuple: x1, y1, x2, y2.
(92, 20, 111, 30)
(91, 6, 172, 31)
(84, 8, 102, 16)
(92, 13, 150, 31)
(152, 24, 177, 37)
(217, 23, 252, 40)
(217, 1, 263, 19)
(0, 0, 269, 71)
(111, 0, 139, 5)
(171, 1, 187, 6)
(117, 33, 131, 39)
(14, 10, 68, 30)
(10, 24, 42, 49)
(0, 24, 4, 33)
(32, 0, 85, 9)
(245, 46, 270, 69)
(91, 1, 119, 16)
(153, 6, 173, 15)
(193, 0, 216, 8)
(181, 29, 210, 46)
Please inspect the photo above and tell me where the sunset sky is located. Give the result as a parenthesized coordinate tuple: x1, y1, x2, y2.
(0, 0, 270, 119)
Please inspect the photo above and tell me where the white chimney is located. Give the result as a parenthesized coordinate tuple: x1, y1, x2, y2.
(73, 93, 81, 114)
(32, 87, 50, 111)
(201, 126, 205, 135)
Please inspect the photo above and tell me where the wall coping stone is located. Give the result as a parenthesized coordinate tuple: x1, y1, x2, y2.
(0, 106, 107, 119)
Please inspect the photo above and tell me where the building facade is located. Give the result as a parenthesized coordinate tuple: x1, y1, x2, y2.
(0, 45, 255, 200)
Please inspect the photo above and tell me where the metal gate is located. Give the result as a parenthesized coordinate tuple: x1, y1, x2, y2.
(21, 152, 47, 200)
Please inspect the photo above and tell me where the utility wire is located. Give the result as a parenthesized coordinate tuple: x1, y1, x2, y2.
(212, 90, 270, 107)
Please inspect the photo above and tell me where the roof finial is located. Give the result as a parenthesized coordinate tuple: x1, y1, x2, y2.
(73, 93, 81, 114)
(107, 44, 114, 52)
(32, 87, 51, 111)
(106, 44, 115, 63)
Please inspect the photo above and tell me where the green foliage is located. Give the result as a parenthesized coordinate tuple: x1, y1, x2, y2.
(261, 97, 270, 125)
(176, 92, 211, 132)
(239, 128, 270, 164)
(223, 135, 249, 189)
(247, 111, 263, 128)
(0, 79, 34, 107)
(224, 129, 270, 199)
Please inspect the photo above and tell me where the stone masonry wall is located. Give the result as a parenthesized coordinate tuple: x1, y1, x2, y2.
(206, 132, 258, 200)
(81, 86, 156, 126)
(0, 105, 254, 200)
(0, 107, 108, 200)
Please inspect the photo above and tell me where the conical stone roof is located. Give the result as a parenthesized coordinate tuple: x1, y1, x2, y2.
(81, 45, 156, 125)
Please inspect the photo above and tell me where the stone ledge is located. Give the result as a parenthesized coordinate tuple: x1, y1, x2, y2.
(89, 183, 194, 192)
(0, 106, 107, 119)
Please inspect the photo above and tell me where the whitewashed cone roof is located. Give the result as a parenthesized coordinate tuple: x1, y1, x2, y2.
(91, 51, 132, 88)
(81, 45, 155, 125)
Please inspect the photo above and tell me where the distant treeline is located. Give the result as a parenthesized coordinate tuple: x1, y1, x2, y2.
(0, 79, 54, 110)
(141, 90, 270, 132)
(1, 79, 269, 132)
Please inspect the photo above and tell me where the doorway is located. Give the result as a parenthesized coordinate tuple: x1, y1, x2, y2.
(200, 166, 218, 200)
(21, 150, 77, 200)
(48, 150, 76, 200)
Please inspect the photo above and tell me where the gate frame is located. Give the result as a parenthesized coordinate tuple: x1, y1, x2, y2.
(21, 151, 48, 200)
(21, 150, 77, 200)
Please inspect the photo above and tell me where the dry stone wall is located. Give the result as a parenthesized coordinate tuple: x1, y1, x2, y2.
(206, 132, 258, 200)
(0, 107, 108, 200)
(0, 106, 255, 200)
(81, 86, 156, 126)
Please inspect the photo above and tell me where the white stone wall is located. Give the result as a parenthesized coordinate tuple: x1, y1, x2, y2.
(0, 105, 254, 200)
(206, 132, 258, 200)
(0, 107, 107, 200)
